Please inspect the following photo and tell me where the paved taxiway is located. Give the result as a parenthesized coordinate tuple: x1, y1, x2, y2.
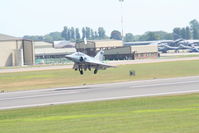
(0, 76, 199, 110)
(1, 57, 199, 73)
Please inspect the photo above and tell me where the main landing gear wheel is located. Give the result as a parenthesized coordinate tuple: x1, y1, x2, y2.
(80, 70, 84, 75)
(94, 69, 98, 74)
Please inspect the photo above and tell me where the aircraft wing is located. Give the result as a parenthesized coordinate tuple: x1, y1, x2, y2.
(85, 60, 115, 69)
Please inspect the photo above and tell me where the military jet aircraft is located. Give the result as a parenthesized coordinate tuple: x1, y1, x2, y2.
(158, 44, 180, 53)
(65, 50, 114, 75)
(178, 44, 199, 52)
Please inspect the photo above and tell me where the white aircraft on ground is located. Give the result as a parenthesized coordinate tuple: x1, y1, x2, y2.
(65, 50, 114, 75)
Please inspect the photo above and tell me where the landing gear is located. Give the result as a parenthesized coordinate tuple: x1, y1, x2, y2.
(88, 66, 91, 71)
(94, 69, 98, 74)
(79, 67, 84, 75)
(79, 70, 83, 75)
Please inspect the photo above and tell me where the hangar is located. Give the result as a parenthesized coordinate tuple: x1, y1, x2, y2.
(34, 41, 76, 64)
(104, 44, 158, 60)
(75, 40, 158, 60)
(75, 40, 123, 56)
(0, 33, 34, 67)
(34, 41, 76, 59)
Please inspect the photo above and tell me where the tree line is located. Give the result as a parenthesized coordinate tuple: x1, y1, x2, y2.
(24, 27, 108, 42)
(125, 19, 199, 42)
(61, 27, 107, 42)
(23, 19, 199, 42)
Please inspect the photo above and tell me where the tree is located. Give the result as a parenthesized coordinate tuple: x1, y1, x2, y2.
(181, 28, 186, 39)
(61, 26, 68, 40)
(190, 19, 199, 39)
(164, 33, 173, 40)
(172, 26, 192, 40)
(67, 28, 71, 41)
(82, 27, 86, 39)
(75, 28, 81, 41)
(138, 31, 172, 41)
(70, 27, 75, 40)
(98, 27, 106, 39)
(173, 28, 182, 40)
(139, 32, 158, 41)
(85, 27, 91, 39)
(44, 32, 63, 42)
(110, 30, 122, 40)
(124, 33, 134, 42)
(90, 29, 95, 40)
(185, 26, 191, 39)
(145, 32, 158, 41)
(94, 31, 98, 39)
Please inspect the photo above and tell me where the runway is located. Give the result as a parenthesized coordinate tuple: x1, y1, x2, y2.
(0, 76, 199, 110)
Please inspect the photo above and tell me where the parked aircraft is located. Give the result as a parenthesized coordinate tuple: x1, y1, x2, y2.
(179, 44, 199, 52)
(158, 39, 199, 53)
(158, 44, 180, 53)
(65, 50, 113, 75)
(189, 46, 199, 52)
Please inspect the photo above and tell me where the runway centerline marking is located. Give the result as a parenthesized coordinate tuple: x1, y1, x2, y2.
(0, 91, 80, 101)
(129, 80, 199, 89)
(1, 89, 199, 110)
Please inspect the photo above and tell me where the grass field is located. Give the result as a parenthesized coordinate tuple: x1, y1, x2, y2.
(0, 60, 199, 91)
(0, 63, 72, 69)
(0, 93, 199, 133)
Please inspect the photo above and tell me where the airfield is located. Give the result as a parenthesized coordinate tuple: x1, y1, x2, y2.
(1, 56, 199, 133)
(0, 76, 199, 110)
(1, 55, 199, 108)
(1, 0, 199, 131)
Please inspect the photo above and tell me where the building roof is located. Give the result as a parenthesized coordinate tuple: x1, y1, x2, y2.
(76, 39, 123, 49)
(0, 33, 21, 41)
(34, 41, 53, 48)
(93, 39, 121, 42)
(124, 41, 157, 46)
(35, 48, 76, 56)
(54, 40, 75, 48)
(131, 44, 158, 53)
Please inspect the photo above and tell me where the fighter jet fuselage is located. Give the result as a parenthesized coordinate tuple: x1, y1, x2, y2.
(65, 50, 113, 75)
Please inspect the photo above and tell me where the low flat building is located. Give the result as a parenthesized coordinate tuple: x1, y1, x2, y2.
(0, 33, 34, 67)
(76, 40, 123, 56)
(76, 40, 158, 60)
(34, 41, 76, 64)
(34, 41, 76, 58)
(104, 46, 132, 60)
(34, 41, 53, 49)
(104, 44, 158, 60)
(35, 47, 76, 58)
(132, 44, 158, 59)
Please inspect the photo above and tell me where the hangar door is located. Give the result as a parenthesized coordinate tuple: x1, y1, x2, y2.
(23, 40, 34, 65)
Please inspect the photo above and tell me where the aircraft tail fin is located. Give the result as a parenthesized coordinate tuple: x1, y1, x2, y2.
(95, 50, 104, 61)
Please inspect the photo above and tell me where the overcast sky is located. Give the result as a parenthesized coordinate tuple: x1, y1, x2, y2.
(0, 0, 198, 37)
